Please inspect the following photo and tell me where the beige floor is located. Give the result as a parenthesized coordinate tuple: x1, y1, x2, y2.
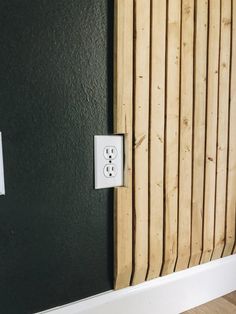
(184, 291, 236, 313)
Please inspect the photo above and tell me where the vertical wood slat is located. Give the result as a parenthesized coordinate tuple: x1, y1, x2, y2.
(175, 0, 194, 271)
(212, 0, 232, 260)
(162, 0, 181, 276)
(132, 0, 151, 285)
(189, 0, 208, 268)
(201, 0, 221, 264)
(223, 0, 236, 258)
(147, 0, 166, 280)
(114, 0, 133, 289)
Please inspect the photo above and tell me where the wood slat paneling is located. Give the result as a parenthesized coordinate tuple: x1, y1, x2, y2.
(223, 0, 236, 258)
(147, 0, 166, 280)
(175, 0, 194, 272)
(114, 0, 133, 289)
(114, 0, 236, 289)
(212, 0, 232, 260)
(162, 0, 181, 276)
(189, 0, 208, 268)
(132, 0, 150, 285)
(201, 0, 221, 264)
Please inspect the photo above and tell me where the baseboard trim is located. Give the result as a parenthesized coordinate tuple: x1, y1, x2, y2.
(41, 254, 236, 314)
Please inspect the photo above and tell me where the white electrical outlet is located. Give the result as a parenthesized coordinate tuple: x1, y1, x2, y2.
(104, 163, 117, 178)
(94, 135, 123, 189)
(0, 132, 5, 195)
(104, 146, 117, 160)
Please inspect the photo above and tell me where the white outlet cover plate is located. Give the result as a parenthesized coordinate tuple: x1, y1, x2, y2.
(94, 135, 123, 189)
(0, 132, 5, 195)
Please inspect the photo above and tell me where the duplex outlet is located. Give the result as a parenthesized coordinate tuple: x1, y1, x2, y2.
(104, 146, 117, 160)
(104, 164, 117, 178)
(94, 135, 123, 189)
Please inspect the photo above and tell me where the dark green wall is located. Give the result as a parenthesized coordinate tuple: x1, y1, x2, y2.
(0, 1, 113, 313)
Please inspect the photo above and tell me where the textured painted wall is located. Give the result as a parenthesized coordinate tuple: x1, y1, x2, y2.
(0, 0, 113, 313)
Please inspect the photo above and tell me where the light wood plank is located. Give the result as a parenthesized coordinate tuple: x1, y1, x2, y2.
(189, 0, 208, 268)
(201, 0, 221, 264)
(162, 0, 181, 276)
(212, 0, 232, 260)
(223, 0, 236, 258)
(114, 0, 133, 289)
(223, 291, 236, 306)
(175, 0, 194, 271)
(132, 0, 150, 285)
(184, 296, 236, 314)
(147, 0, 166, 280)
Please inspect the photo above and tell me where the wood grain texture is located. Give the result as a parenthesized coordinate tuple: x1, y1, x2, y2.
(147, 0, 166, 280)
(189, 0, 208, 268)
(114, 0, 236, 288)
(223, 0, 236, 258)
(132, 0, 150, 285)
(184, 292, 236, 314)
(114, 0, 133, 289)
(212, 0, 231, 261)
(175, 0, 194, 272)
(201, 0, 221, 264)
(162, 0, 181, 276)
(224, 291, 236, 306)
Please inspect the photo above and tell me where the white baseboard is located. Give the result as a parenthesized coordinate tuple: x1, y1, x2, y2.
(41, 254, 236, 314)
